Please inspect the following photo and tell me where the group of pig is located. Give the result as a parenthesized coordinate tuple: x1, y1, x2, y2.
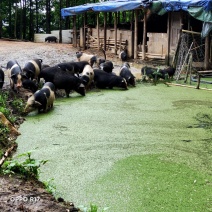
(0, 51, 137, 114)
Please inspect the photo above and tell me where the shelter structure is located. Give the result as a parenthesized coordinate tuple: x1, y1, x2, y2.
(61, 0, 212, 68)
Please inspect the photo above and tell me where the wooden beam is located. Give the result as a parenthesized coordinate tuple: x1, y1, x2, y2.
(104, 12, 107, 51)
(97, 13, 100, 50)
(204, 35, 210, 69)
(114, 12, 117, 55)
(83, 13, 86, 50)
(167, 12, 171, 66)
(73, 15, 77, 47)
(134, 10, 138, 59)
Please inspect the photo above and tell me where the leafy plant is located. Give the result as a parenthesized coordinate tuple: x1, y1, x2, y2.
(0, 123, 9, 143)
(43, 178, 57, 195)
(0, 91, 16, 123)
(2, 151, 48, 179)
(78, 203, 109, 212)
(11, 98, 24, 114)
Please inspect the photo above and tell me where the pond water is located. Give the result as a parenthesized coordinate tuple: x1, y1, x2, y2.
(16, 83, 212, 211)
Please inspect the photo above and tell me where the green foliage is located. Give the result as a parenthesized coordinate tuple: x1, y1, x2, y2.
(78, 203, 109, 212)
(2, 151, 48, 179)
(43, 178, 57, 195)
(0, 91, 17, 124)
(0, 123, 9, 141)
(11, 97, 24, 113)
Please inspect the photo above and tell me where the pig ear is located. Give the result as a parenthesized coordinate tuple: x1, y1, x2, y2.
(10, 74, 16, 78)
(34, 101, 42, 107)
(27, 94, 33, 98)
(28, 69, 34, 75)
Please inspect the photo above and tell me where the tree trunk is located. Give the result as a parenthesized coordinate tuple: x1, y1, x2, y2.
(22, 0, 27, 40)
(46, 0, 51, 33)
(59, 0, 63, 43)
(29, 0, 34, 41)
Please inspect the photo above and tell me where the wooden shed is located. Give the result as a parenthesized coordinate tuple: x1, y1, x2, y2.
(61, 0, 212, 68)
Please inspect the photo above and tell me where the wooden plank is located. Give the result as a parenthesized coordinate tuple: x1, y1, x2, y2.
(197, 70, 212, 73)
(138, 55, 166, 59)
(138, 52, 166, 56)
(192, 62, 204, 68)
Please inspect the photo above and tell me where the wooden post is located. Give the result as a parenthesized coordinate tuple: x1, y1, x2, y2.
(142, 9, 147, 60)
(97, 12, 100, 50)
(73, 15, 77, 47)
(196, 73, 201, 89)
(204, 35, 210, 69)
(120, 32, 122, 51)
(114, 12, 117, 55)
(83, 13, 86, 50)
(167, 12, 171, 66)
(131, 11, 134, 59)
(134, 10, 138, 59)
(104, 12, 107, 51)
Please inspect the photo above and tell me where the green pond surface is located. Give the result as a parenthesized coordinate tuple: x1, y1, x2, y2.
(16, 83, 212, 211)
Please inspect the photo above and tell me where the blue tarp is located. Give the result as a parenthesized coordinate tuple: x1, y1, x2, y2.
(61, 0, 212, 37)
(61, 0, 212, 17)
(61, 0, 152, 17)
(160, 0, 212, 12)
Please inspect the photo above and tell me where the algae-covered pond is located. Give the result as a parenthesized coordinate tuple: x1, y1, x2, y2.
(16, 83, 212, 211)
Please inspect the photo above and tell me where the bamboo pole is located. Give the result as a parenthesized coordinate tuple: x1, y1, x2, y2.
(182, 29, 201, 35)
(176, 41, 193, 80)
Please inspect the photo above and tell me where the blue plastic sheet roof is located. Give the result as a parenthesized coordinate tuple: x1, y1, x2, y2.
(61, 0, 212, 17)
(61, 0, 151, 17)
(160, 0, 212, 12)
(61, 0, 212, 37)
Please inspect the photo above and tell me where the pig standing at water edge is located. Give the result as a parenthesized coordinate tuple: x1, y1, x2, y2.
(120, 63, 135, 86)
(57, 61, 89, 75)
(80, 64, 94, 89)
(23, 59, 42, 82)
(40, 66, 86, 97)
(24, 82, 55, 113)
(100, 61, 114, 73)
(94, 69, 128, 90)
(0, 68, 4, 89)
(5, 60, 23, 91)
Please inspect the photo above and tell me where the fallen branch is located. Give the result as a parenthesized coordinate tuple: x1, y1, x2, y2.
(0, 144, 16, 167)
(0, 112, 21, 136)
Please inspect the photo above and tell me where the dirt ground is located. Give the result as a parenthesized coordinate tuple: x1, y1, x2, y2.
(0, 39, 148, 212)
